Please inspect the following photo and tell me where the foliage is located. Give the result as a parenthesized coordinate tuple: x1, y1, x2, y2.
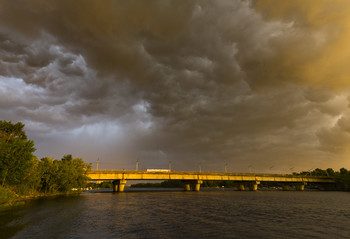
(294, 168, 350, 191)
(202, 180, 237, 188)
(0, 121, 36, 186)
(38, 155, 91, 193)
(160, 180, 182, 188)
(0, 121, 92, 199)
(87, 181, 113, 189)
(0, 187, 19, 205)
(130, 180, 183, 188)
(131, 182, 162, 188)
(15, 157, 41, 195)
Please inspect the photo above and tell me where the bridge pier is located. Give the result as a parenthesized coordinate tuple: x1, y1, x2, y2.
(113, 180, 127, 192)
(194, 180, 203, 192)
(238, 184, 245, 191)
(295, 183, 306, 191)
(249, 181, 260, 191)
(182, 180, 203, 191)
(282, 185, 290, 191)
(113, 182, 119, 192)
(184, 184, 191, 191)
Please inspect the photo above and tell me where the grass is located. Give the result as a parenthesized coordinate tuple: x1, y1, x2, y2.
(0, 186, 22, 209)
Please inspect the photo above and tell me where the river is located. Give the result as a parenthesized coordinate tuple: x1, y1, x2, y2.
(1, 189, 350, 239)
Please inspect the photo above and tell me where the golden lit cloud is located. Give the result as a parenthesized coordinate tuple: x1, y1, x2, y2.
(253, 0, 350, 90)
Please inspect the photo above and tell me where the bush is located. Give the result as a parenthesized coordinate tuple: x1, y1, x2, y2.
(0, 187, 19, 205)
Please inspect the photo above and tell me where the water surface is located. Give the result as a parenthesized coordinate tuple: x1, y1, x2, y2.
(1, 190, 350, 239)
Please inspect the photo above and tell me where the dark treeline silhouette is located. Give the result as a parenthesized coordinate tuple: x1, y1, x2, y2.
(88, 181, 114, 189)
(0, 120, 91, 205)
(293, 168, 350, 191)
(130, 180, 183, 188)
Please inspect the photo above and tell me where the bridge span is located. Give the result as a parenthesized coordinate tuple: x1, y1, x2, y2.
(87, 170, 335, 192)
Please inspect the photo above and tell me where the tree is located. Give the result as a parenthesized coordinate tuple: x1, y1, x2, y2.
(326, 168, 335, 176)
(312, 168, 328, 176)
(38, 157, 60, 193)
(56, 157, 90, 191)
(16, 156, 42, 195)
(61, 154, 73, 162)
(339, 168, 348, 175)
(37, 156, 91, 193)
(0, 121, 36, 186)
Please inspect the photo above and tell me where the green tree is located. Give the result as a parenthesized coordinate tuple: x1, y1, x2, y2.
(61, 154, 73, 162)
(56, 157, 90, 191)
(38, 157, 60, 193)
(339, 168, 348, 175)
(0, 121, 36, 186)
(38, 156, 91, 193)
(16, 156, 42, 195)
(326, 168, 335, 176)
(312, 168, 327, 176)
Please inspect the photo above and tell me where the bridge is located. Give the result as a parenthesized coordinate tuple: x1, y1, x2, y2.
(87, 170, 335, 192)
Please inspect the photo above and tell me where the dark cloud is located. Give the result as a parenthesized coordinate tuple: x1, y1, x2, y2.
(1, 0, 350, 172)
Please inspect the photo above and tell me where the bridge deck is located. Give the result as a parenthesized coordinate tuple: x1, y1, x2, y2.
(87, 170, 335, 183)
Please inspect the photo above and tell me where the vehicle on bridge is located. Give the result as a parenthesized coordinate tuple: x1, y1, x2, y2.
(146, 169, 171, 172)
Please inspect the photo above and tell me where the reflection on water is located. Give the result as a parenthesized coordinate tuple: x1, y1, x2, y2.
(1, 190, 350, 239)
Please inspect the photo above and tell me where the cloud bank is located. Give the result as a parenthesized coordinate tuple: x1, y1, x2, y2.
(1, 0, 350, 172)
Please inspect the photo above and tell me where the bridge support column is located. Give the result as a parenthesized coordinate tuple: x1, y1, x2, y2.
(295, 183, 306, 191)
(184, 184, 191, 191)
(194, 180, 203, 192)
(238, 185, 245, 191)
(282, 185, 290, 191)
(113, 180, 127, 192)
(113, 181, 119, 192)
(118, 180, 127, 192)
(249, 181, 260, 191)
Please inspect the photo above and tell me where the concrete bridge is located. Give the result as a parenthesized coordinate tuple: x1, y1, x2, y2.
(87, 170, 335, 192)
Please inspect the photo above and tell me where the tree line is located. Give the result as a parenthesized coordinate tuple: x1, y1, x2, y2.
(0, 120, 91, 199)
(293, 168, 350, 191)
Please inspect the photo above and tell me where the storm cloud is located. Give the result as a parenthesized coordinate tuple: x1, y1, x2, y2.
(1, 0, 350, 172)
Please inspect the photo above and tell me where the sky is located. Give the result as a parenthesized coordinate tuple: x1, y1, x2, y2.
(1, 0, 350, 173)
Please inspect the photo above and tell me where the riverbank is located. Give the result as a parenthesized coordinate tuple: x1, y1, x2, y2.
(0, 187, 20, 208)
(0, 187, 81, 210)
